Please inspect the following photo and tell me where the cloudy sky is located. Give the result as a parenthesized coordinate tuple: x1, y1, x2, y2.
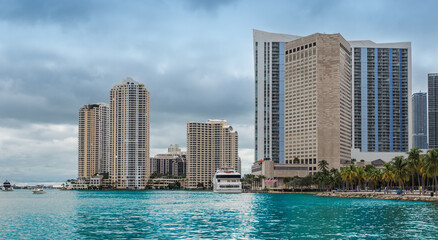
(0, 0, 437, 183)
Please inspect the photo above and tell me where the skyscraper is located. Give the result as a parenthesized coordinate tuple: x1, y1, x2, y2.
(283, 33, 351, 171)
(186, 120, 239, 188)
(254, 30, 413, 164)
(253, 30, 301, 163)
(428, 73, 438, 148)
(412, 92, 427, 149)
(110, 78, 150, 189)
(350, 41, 412, 153)
(78, 103, 110, 178)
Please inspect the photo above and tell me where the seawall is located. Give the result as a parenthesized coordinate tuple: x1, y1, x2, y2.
(315, 192, 438, 203)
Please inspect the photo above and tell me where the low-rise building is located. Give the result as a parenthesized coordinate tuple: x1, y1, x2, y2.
(150, 154, 186, 177)
(147, 178, 185, 190)
(251, 160, 309, 190)
(355, 159, 386, 170)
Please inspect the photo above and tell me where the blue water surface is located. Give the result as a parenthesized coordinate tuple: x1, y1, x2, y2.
(0, 190, 437, 239)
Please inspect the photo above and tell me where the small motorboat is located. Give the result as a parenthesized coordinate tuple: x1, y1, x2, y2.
(33, 187, 46, 194)
(2, 180, 13, 191)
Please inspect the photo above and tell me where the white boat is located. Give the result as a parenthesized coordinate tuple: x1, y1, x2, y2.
(33, 188, 46, 194)
(213, 169, 242, 193)
(1, 180, 13, 191)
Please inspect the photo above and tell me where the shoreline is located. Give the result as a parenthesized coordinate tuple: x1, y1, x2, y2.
(314, 192, 438, 203)
(24, 188, 438, 203)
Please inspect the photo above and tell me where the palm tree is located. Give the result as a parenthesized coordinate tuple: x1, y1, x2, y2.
(367, 168, 382, 190)
(255, 175, 266, 190)
(382, 163, 395, 192)
(407, 147, 422, 192)
(330, 168, 340, 190)
(314, 171, 325, 190)
(355, 167, 366, 191)
(283, 177, 292, 188)
(244, 174, 255, 190)
(340, 165, 357, 190)
(425, 149, 438, 194)
(318, 160, 329, 173)
(418, 156, 428, 194)
(291, 176, 301, 191)
(392, 156, 409, 190)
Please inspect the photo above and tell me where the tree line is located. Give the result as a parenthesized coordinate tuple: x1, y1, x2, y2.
(242, 148, 438, 194)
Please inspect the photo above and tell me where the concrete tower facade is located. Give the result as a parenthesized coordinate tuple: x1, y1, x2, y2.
(78, 103, 110, 178)
(284, 33, 352, 171)
(110, 78, 150, 189)
(186, 120, 239, 188)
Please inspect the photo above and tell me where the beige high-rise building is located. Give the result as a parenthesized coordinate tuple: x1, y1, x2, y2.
(110, 78, 150, 189)
(284, 33, 351, 172)
(78, 103, 110, 178)
(186, 120, 239, 189)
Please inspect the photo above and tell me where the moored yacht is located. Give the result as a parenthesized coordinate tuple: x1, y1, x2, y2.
(2, 180, 13, 191)
(213, 169, 242, 193)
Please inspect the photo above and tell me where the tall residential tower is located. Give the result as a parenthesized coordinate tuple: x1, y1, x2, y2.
(186, 120, 239, 188)
(350, 41, 412, 153)
(110, 78, 150, 189)
(78, 103, 110, 178)
(428, 73, 438, 148)
(412, 92, 427, 149)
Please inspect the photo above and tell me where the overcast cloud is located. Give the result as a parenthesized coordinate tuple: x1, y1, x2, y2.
(0, 0, 437, 182)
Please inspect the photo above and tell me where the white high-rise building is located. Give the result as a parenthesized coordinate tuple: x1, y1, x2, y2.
(253, 29, 301, 163)
(186, 120, 239, 189)
(110, 78, 150, 189)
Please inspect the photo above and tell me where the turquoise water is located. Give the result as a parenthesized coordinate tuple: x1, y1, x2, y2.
(0, 190, 437, 239)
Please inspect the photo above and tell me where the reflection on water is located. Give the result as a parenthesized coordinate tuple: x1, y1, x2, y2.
(1, 190, 437, 239)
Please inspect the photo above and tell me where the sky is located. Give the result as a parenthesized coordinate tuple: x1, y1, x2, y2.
(0, 0, 437, 183)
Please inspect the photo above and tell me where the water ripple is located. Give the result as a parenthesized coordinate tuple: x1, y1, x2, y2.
(1, 190, 437, 239)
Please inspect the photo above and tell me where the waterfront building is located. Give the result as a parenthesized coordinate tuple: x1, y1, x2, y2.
(253, 29, 301, 163)
(412, 92, 428, 149)
(254, 29, 413, 166)
(284, 33, 352, 172)
(150, 144, 186, 177)
(110, 78, 150, 189)
(251, 160, 308, 190)
(147, 178, 185, 190)
(350, 40, 412, 153)
(429, 73, 438, 148)
(150, 153, 186, 177)
(78, 103, 110, 178)
(186, 120, 240, 189)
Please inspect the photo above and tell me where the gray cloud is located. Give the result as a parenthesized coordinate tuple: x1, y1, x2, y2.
(0, 0, 437, 182)
(0, 0, 98, 25)
(184, 0, 237, 12)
